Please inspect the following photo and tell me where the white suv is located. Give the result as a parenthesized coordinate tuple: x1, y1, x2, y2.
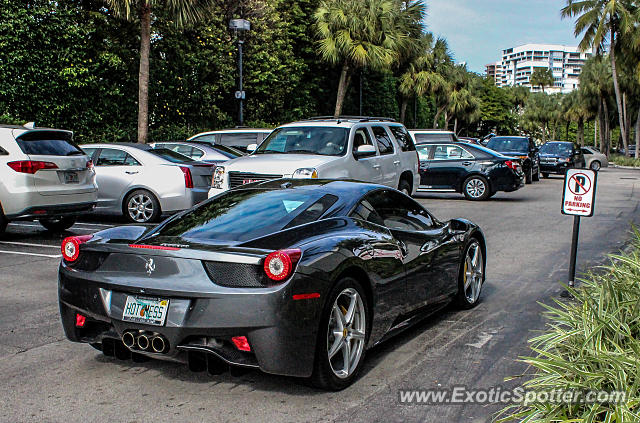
(0, 125, 97, 233)
(208, 117, 419, 197)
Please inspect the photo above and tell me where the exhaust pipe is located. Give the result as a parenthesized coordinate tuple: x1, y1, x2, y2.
(151, 336, 167, 353)
(122, 332, 136, 349)
(136, 333, 150, 350)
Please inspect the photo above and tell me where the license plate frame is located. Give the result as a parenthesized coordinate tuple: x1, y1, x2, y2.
(64, 171, 79, 184)
(122, 296, 169, 326)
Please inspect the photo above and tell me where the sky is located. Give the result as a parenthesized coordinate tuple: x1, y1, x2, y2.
(424, 0, 582, 73)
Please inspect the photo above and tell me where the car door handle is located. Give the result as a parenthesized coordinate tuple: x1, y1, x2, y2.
(393, 160, 401, 165)
(462, 161, 473, 166)
(125, 171, 139, 175)
(371, 164, 381, 169)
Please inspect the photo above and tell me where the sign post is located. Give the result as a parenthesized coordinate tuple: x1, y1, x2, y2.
(561, 168, 597, 292)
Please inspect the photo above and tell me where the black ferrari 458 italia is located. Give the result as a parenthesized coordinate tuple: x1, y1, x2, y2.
(59, 179, 486, 390)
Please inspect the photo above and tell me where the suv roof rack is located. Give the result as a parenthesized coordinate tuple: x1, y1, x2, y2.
(306, 116, 397, 123)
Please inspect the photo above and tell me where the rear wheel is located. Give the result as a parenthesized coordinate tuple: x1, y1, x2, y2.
(398, 179, 411, 196)
(525, 166, 533, 184)
(310, 278, 369, 390)
(456, 239, 484, 309)
(590, 160, 601, 171)
(39, 216, 76, 232)
(532, 166, 540, 181)
(124, 190, 161, 223)
(462, 176, 490, 201)
(0, 205, 7, 234)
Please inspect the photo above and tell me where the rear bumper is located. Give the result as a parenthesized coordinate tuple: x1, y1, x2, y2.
(58, 265, 322, 377)
(6, 200, 97, 220)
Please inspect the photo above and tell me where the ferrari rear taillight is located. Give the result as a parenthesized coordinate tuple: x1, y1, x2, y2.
(7, 160, 58, 174)
(75, 313, 86, 328)
(180, 166, 194, 189)
(61, 235, 93, 262)
(263, 249, 302, 281)
(231, 336, 251, 352)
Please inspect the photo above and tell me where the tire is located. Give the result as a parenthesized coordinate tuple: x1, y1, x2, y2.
(542, 172, 549, 179)
(455, 239, 484, 309)
(462, 176, 490, 201)
(0, 205, 7, 234)
(532, 166, 540, 181)
(525, 166, 533, 184)
(39, 216, 77, 232)
(590, 160, 601, 171)
(124, 189, 161, 223)
(398, 179, 411, 196)
(310, 277, 369, 391)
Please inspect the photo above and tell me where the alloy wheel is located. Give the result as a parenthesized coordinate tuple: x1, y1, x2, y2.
(128, 194, 154, 223)
(466, 178, 486, 199)
(327, 288, 366, 379)
(463, 242, 483, 304)
(590, 161, 601, 171)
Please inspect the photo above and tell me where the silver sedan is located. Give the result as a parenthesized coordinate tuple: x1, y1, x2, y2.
(81, 143, 214, 223)
(150, 141, 241, 164)
(580, 146, 609, 171)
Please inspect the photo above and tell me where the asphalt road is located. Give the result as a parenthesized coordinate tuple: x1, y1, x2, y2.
(1, 168, 639, 423)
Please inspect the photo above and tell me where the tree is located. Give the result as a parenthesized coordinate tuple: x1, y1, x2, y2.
(562, 0, 634, 155)
(579, 56, 613, 154)
(530, 67, 554, 93)
(104, 0, 215, 143)
(314, 0, 424, 117)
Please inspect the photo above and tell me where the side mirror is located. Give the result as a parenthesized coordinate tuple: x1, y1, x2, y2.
(353, 144, 376, 159)
(246, 143, 257, 153)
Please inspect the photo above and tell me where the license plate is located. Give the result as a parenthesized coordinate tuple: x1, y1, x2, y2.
(122, 296, 169, 326)
(64, 171, 79, 184)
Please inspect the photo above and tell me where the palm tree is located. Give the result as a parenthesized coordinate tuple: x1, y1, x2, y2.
(579, 56, 613, 155)
(562, 90, 592, 144)
(314, 0, 425, 117)
(530, 67, 554, 93)
(105, 0, 214, 143)
(562, 0, 634, 155)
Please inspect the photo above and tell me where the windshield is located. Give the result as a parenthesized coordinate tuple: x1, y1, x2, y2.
(149, 148, 194, 163)
(486, 137, 529, 153)
(155, 189, 338, 242)
(539, 143, 573, 156)
(16, 131, 83, 156)
(255, 127, 349, 156)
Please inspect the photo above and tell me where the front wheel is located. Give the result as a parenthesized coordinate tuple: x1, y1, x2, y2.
(462, 176, 490, 201)
(590, 160, 601, 171)
(39, 216, 76, 232)
(456, 240, 484, 309)
(310, 278, 369, 390)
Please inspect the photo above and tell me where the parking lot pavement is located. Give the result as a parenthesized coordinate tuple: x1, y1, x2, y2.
(1, 168, 639, 423)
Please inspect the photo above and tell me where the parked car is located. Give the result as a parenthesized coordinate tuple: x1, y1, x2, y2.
(458, 137, 480, 145)
(538, 141, 585, 178)
(618, 144, 637, 156)
(415, 141, 525, 200)
(485, 136, 540, 184)
(150, 141, 239, 165)
(581, 146, 609, 171)
(188, 128, 272, 153)
(81, 143, 214, 223)
(209, 117, 420, 197)
(59, 179, 485, 390)
(409, 129, 458, 144)
(0, 124, 97, 233)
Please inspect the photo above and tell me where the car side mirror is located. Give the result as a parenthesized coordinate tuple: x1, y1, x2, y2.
(246, 143, 257, 153)
(353, 144, 376, 159)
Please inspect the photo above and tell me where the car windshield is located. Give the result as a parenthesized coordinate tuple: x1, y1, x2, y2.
(155, 189, 338, 242)
(486, 137, 529, 153)
(540, 143, 573, 156)
(148, 148, 194, 163)
(255, 127, 349, 156)
(16, 131, 84, 156)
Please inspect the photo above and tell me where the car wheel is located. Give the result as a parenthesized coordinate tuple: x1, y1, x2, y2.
(398, 179, 411, 196)
(590, 160, 601, 171)
(462, 176, 490, 201)
(39, 217, 77, 232)
(0, 206, 7, 234)
(532, 167, 540, 181)
(525, 166, 533, 184)
(542, 172, 549, 179)
(124, 190, 161, 223)
(311, 277, 369, 391)
(456, 239, 484, 309)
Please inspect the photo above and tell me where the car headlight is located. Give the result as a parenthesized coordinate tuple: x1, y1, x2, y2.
(292, 168, 318, 179)
(212, 166, 225, 189)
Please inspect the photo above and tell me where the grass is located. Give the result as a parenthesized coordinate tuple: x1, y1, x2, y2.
(610, 154, 640, 168)
(497, 229, 640, 422)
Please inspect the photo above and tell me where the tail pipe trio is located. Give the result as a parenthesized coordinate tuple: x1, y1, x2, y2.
(122, 331, 168, 354)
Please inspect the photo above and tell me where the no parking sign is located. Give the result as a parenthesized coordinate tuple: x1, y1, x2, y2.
(562, 169, 597, 217)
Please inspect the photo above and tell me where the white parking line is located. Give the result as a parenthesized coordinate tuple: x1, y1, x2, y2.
(0, 250, 61, 258)
(0, 241, 59, 249)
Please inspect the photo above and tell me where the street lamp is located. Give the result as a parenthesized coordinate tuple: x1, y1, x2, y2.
(229, 18, 250, 126)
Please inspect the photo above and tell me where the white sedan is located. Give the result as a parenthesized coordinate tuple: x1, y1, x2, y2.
(581, 146, 609, 171)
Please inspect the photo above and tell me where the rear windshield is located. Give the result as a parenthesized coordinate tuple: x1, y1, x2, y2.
(486, 137, 529, 153)
(156, 189, 338, 242)
(219, 133, 259, 148)
(212, 145, 243, 158)
(413, 133, 453, 143)
(16, 131, 83, 156)
(149, 148, 194, 163)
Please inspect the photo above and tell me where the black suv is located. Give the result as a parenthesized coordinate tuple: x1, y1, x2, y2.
(415, 141, 525, 200)
(538, 141, 586, 177)
(485, 136, 540, 184)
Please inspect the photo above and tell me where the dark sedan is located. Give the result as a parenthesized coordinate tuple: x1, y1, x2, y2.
(538, 141, 585, 177)
(415, 142, 525, 200)
(58, 180, 485, 390)
(485, 136, 540, 184)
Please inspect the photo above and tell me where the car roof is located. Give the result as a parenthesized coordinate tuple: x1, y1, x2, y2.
(189, 128, 272, 137)
(153, 141, 217, 150)
(544, 141, 572, 144)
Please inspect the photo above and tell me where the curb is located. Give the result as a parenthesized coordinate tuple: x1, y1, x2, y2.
(611, 164, 640, 170)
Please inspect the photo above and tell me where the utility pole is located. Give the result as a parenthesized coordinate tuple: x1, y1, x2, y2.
(229, 19, 250, 126)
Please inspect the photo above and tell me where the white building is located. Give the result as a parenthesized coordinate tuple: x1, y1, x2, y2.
(487, 44, 592, 93)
